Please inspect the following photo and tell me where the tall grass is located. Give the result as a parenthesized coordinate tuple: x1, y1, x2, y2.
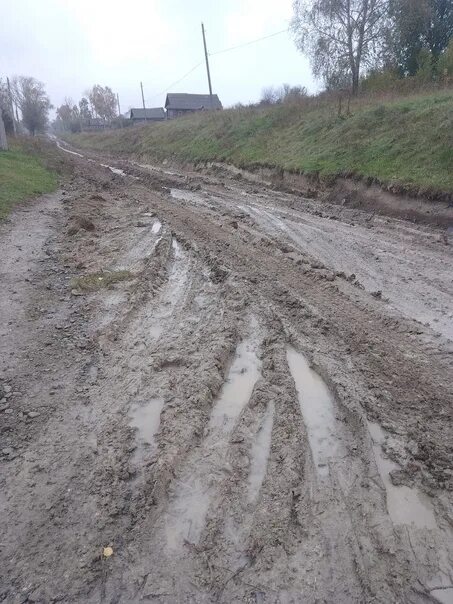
(68, 87, 453, 195)
(0, 139, 58, 218)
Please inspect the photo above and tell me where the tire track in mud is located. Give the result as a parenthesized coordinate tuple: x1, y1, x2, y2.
(194, 334, 382, 603)
(129, 322, 263, 601)
(131, 175, 453, 602)
(165, 323, 262, 550)
(169, 183, 453, 341)
(3, 147, 452, 603)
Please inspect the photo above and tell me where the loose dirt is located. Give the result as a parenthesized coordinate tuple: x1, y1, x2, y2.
(0, 143, 452, 603)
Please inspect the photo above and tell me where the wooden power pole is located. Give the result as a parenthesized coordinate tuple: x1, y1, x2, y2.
(6, 77, 16, 136)
(201, 23, 213, 109)
(140, 82, 147, 121)
(0, 113, 8, 151)
(117, 93, 121, 116)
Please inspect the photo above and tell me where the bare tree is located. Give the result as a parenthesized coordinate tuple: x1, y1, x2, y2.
(261, 83, 308, 105)
(291, 0, 390, 95)
(87, 85, 117, 122)
(261, 86, 280, 105)
(11, 76, 52, 135)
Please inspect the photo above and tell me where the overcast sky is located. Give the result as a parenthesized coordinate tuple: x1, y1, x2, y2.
(0, 0, 318, 113)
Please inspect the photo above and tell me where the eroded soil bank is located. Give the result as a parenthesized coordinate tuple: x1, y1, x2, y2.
(0, 144, 452, 603)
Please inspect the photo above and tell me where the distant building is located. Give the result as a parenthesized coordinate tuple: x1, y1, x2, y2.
(82, 118, 107, 131)
(165, 93, 222, 119)
(129, 108, 166, 123)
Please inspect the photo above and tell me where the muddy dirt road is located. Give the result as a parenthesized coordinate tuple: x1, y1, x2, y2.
(0, 145, 452, 603)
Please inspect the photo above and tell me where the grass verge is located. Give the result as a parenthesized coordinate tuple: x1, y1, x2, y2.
(0, 140, 58, 218)
(71, 270, 134, 292)
(68, 89, 453, 197)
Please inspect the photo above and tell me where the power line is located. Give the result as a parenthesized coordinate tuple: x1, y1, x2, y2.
(209, 28, 288, 56)
(144, 27, 289, 101)
(148, 62, 203, 100)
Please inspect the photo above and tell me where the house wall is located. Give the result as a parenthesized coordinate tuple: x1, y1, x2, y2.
(131, 117, 165, 123)
(167, 108, 198, 119)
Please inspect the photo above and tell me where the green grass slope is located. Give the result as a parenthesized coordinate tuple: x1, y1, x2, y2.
(0, 140, 58, 218)
(69, 90, 453, 195)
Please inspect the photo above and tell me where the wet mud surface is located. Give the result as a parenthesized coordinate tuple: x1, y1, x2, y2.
(0, 145, 452, 603)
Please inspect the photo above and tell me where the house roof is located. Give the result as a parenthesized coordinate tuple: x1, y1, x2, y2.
(165, 93, 222, 111)
(130, 107, 166, 120)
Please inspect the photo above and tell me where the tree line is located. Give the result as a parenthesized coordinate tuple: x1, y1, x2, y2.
(54, 85, 118, 133)
(291, 0, 453, 95)
(1, 0, 452, 136)
(0, 79, 118, 137)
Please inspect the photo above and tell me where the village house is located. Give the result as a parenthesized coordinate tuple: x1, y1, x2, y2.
(129, 108, 166, 123)
(165, 93, 222, 119)
(81, 117, 108, 132)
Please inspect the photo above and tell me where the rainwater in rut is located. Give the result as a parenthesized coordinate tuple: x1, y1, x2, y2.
(286, 346, 342, 478)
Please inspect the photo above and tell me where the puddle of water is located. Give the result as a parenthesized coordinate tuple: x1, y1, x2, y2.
(100, 163, 125, 176)
(207, 334, 261, 437)
(429, 575, 453, 604)
(431, 589, 453, 604)
(109, 166, 125, 176)
(286, 346, 342, 478)
(247, 401, 274, 502)
(56, 141, 83, 157)
(151, 220, 162, 234)
(146, 238, 187, 342)
(130, 397, 165, 449)
(367, 421, 437, 529)
(134, 162, 178, 176)
(165, 474, 212, 550)
(165, 330, 261, 549)
(170, 188, 208, 206)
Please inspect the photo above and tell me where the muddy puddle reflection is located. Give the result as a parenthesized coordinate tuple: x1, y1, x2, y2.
(287, 346, 342, 478)
(207, 335, 262, 437)
(247, 401, 274, 502)
(165, 331, 261, 549)
(367, 421, 437, 529)
(149, 238, 188, 341)
(151, 220, 162, 234)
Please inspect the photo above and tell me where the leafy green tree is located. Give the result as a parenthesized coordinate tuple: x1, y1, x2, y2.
(11, 76, 52, 135)
(87, 85, 117, 121)
(0, 79, 14, 134)
(438, 38, 453, 79)
(389, 0, 453, 76)
(55, 99, 81, 131)
(78, 97, 91, 119)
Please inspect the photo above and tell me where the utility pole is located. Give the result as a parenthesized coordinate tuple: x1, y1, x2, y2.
(140, 82, 147, 121)
(201, 22, 213, 109)
(0, 113, 8, 151)
(6, 77, 16, 136)
(117, 93, 124, 128)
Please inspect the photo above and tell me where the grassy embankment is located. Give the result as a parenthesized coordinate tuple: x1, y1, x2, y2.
(0, 139, 58, 218)
(69, 89, 453, 196)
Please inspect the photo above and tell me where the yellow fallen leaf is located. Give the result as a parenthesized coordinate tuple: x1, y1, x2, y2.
(103, 546, 113, 558)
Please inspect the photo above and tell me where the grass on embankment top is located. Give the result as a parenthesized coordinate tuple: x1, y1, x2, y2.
(68, 89, 453, 195)
(0, 140, 58, 218)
